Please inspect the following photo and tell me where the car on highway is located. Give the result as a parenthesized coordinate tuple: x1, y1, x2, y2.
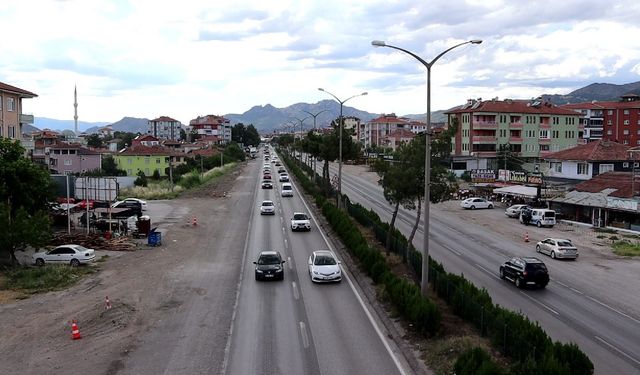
(253, 251, 285, 281)
(281, 183, 293, 197)
(291, 212, 311, 231)
(308, 251, 342, 283)
(260, 200, 275, 215)
(536, 238, 578, 260)
(505, 204, 529, 218)
(279, 173, 290, 182)
(275, 161, 282, 166)
(33, 244, 96, 267)
(261, 180, 273, 189)
(499, 257, 549, 289)
(263, 173, 272, 180)
(277, 167, 286, 174)
(460, 197, 494, 210)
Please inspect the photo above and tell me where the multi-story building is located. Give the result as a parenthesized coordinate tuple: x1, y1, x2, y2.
(148, 116, 182, 141)
(189, 115, 231, 144)
(560, 102, 603, 142)
(31, 130, 63, 166)
(561, 94, 640, 146)
(46, 143, 102, 175)
(131, 134, 160, 147)
(447, 98, 582, 171)
(359, 113, 410, 149)
(114, 146, 186, 177)
(0, 81, 37, 141)
(381, 129, 416, 151)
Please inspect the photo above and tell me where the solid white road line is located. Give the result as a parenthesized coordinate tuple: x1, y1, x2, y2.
(475, 263, 500, 279)
(299, 321, 310, 349)
(587, 296, 640, 325)
(594, 335, 640, 366)
(288, 257, 292, 270)
(519, 291, 560, 316)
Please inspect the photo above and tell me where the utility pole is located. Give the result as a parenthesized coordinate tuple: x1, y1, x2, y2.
(169, 155, 174, 192)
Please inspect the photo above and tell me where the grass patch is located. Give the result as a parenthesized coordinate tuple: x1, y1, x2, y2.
(593, 227, 617, 234)
(612, 241, 640, 256)
(1, 265, 96, 294)
(96, 255, 109, 263)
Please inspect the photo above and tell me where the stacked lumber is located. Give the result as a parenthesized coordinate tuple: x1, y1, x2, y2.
(51, 233, 137, 251)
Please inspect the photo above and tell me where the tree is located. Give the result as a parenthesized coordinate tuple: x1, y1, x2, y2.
(317, 125, 361, 198)
(223, 142, 246, 162)
(244, 124, 261, 146)
(113, 131, 138, 150)
(0, 138, 55, 265)
(179, 128, 187, 142)
(86, 134, 104, 148)
(102, 155, 127, 176)
(134, 170, 148, 187)
(232, 123, 246, 144)
(497, 143, 524, 171)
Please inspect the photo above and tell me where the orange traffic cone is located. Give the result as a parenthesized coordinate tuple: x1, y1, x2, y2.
(105, 296, 112, 310)
(524, 231, 530, 242)
(71, 320, 82, 340)
(192, 216, 197, 226)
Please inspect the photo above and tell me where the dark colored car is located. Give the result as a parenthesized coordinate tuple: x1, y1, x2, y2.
(253, 251, 286, 281)
(261, 180, 273, 189)
(263, 174, 272, 180)
(499, 257, 549, 289)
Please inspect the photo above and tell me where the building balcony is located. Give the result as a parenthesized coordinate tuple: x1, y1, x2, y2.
(509, 137, 523, 143)
(20, 114, 35, 124)
(472, 136, 497, 143)
(539, 123, 551, 129)
(472, 151, 497, 158)
(509, 122, 523, 128)
(539, 138, 551, 143)
(472, 121, 498, 129)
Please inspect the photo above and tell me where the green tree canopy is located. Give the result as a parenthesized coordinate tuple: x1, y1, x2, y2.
(86, 134, 104, 148)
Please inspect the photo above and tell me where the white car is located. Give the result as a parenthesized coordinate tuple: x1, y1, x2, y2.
(308, 250, 342, 283)
(260, 200, 275, 215)
(460, 197, 493, 210)
(281, 183, 293, 197)
(33, 244, 96, 267)
(279, 174, 290, 182)
(114, 198, 148, 211)
(291, 212, 311, 231)
(505, 204, 529, 218)
(536, 238, 579, 260)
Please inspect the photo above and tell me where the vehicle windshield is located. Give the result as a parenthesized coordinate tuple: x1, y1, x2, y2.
(293, 214, 308, 220)
(544, 211, 556, 218)
(557, 240, 573, 247)
(74, 245, 89, 252)
(283, 186, 292, 190)
(526, 263, 547, 271)
(262, 202, 273, 207)
(314, 255, 337, 266)
(258, 255, 281, 265)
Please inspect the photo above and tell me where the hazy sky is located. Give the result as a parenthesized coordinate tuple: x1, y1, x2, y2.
(2, 0, 640, 124)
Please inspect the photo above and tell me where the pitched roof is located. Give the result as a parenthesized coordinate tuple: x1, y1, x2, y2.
(151, 116, 180, 123)
(0, 81, 38, 97)
(446, 99, 580, 116)
(48, 143, 101, 155)
(573, 171, 633, 198)
(118, 145, 183, 157)
(368, 113, 410, 124)
(383, 129, 416, 140)
(133, 134, 159, 142)
(543, 140, 629, 161)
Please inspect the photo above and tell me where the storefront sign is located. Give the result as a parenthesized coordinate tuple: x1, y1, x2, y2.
(498, 169, 509, 182)
(607, 198, 638, 211)
(471, 169, 495, 183)
(526, 173, 543, 185)
(510, 171, 526, 183)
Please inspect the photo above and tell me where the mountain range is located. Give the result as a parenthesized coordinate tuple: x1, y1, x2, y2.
(31, 81, 640, 134)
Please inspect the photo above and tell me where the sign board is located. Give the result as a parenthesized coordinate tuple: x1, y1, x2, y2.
(606, 197, 638, 211)
(510, 171, 526, 183)
(526, 173, 543, 185)
(471, 169, 495, 183)
(75, 177, 119, 201)
(498, 169, 509, 182)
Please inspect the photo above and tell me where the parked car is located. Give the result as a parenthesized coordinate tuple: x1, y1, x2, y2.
(261, 180, 273, 189)
(499, 257, 549, 289)
(111, 200, 143, 217)
(308, 250, 342, 283)
(520, 208, 556, 227)
(536, 238, 578, 259)
(460, 197, 494, 210)
(281, 183, 293, 197)
(33, 244, 96, 267)
(260, 200, 275, 215)
(120, 198, 147, 211)
(291, 212, 311, 231)
(279, 174, 290, 182)
(254, 251, 285, 281)
(505, 204, 529, 218)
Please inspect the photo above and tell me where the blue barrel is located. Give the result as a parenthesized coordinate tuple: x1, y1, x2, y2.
(148, 228, 162, 246)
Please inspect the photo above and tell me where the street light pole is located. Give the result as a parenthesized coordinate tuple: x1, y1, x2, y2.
(302, 109, 330, 176)
(372, 39, 482, 296)
(292, 116, 310, 166)
(318, 88, 368, 209)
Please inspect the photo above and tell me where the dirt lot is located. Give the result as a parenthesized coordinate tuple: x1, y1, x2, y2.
(0, 164, 244, 375)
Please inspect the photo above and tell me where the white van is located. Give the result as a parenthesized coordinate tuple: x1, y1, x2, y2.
(520, 208, 556, 227)
(281, 183, 293, 197)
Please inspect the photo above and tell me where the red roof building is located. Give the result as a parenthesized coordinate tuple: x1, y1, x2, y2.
(189, 115, 231, 144)
(131, 134, 160, 147)
(148, 116, 182, 141)
(0, 81, 37, 141)
(381, 129, 416, 151)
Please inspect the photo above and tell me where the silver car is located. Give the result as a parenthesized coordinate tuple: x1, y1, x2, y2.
(33, 244, 96, 267)
(308, 250, 342, 283)
(505, 204, 529, 218)
(260, 200, 276, 215)
(536, 238, 578, 260)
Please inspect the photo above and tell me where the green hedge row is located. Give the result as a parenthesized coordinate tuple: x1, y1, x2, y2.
(454, 347, 504, 375)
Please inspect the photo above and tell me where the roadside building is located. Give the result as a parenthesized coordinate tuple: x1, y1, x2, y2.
(31, 129, 63, 166)
(46, 143, 102, 175)
(0, 81, 37, 142)
(189, 115, 232, 144)
(559, 102, 604, 143)
(380, 128, 416, 151)
(148, 116, 182, 141)
(447, 97, 583, 173)
(359, 113, 411, 149)
(114, 145, 185, 177)
(131, 134, 160, 147)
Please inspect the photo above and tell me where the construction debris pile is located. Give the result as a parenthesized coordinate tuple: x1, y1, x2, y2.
(51, 233, 138, 251)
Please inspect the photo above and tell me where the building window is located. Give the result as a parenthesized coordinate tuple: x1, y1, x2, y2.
(552, 130, 559, 138)
(145, 157, 150, 164)
(145, 168, 150, 174)
(127, 169, 132, 175)
(539, 130, 549, 139)
(540, 144, 550, 151)
(8, 126, 15, 139)
(550, 162, 562, 172)
(624, 109, 629, 115)
(607, 130, 612, 135)
(608, 110, 613, 115)
(607, 120, 612, 125)
(7, 97, 15, 111)
(624, 129, 630, 135)
(64, 159, 72, 166)
(624, 140, 629, 145)
(577, 163, 589, 175)
(623, 162, 629, 168)
(599, 164, 614, 173)
(156, 158, 161, 164)
(624, 120, 630, 125)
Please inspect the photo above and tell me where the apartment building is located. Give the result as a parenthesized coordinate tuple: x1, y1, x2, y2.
(0, 81, 37, 141)
(189, 115, 231, 144)
(561, 94, 640, 146)
(148, 116, 182, 141)
(380, 129, 416, 151)
(46, 143, 102, 175)
(560, 102, 604, 142)
(447, 98, 582, 171)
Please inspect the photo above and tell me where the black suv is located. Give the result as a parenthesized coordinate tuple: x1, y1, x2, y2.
(499, 257, 549, 289)
(253, 251, 285, 281)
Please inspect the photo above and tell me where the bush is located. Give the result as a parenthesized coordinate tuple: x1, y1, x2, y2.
(454, 347, 503, 375)
(134, 170, 148, 187)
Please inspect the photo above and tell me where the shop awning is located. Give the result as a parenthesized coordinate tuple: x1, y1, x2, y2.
(493, 185, 539, 198)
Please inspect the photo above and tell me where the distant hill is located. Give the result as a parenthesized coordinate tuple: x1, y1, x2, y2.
(33, 117, 109, 133)
(402, 110, 448, 124)
(85, 117, 149, 134)
(543, 81, 640, 104)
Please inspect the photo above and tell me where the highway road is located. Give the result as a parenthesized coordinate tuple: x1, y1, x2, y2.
(316, 160, 640, 375)
(223, 154, 410, 374)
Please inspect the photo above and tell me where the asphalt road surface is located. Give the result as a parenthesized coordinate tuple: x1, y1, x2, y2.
(316, 160, 640, 375)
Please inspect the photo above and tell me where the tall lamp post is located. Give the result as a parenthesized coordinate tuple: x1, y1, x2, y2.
(292, 116, 310, 165)
(302, 109, 331, 175)
(372, 39, 482, 296)
(318, 88, 368, 209)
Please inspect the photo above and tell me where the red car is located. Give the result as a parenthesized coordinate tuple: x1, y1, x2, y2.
(76, 200, 95, 209)
(263, 174, 272, 180)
